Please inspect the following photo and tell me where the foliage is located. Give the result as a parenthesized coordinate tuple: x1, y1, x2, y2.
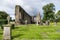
(0, 19, 8, 25)
(0, 11, 8, 25)
(55, 10, 60, 22)
(11, 24, 15, 29)
(0, 11, 8, 19)
(42, 3, 55, 21)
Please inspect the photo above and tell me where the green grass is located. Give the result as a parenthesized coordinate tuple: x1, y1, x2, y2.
(12, 23, 60, 40)
(0, 27, 3, 40)
(0, 23, 60, 40)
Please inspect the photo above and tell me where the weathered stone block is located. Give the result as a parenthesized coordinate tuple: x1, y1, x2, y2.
(3, 24, 11, 40)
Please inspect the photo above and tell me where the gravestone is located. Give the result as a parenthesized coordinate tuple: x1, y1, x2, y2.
(7, 16, 10, 24)
(54, 19, 57, 26)
(25, 20, 27, 24)
(3, 16, 11, 40)
(54, 22, 57, 26)
(46, 21, 48, 25)
(36, 21, 39, 25)
(45, 20, 50, 25)
(3, 24, 11, 40)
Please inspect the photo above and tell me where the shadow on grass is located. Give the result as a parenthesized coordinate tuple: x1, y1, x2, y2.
(12, 34, 24, 40)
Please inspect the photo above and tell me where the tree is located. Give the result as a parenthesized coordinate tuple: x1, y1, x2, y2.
(55, 10, 60, 22)
(42, 3, 55, 21)
(0, 11, 8, 19)
(0, 11, 9, 25)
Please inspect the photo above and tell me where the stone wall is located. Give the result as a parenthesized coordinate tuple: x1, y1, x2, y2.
(15, 5, 32, 26)
(15, 5, 20, 26)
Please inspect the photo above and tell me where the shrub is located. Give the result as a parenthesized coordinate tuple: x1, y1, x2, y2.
(11, 24, 15, 29)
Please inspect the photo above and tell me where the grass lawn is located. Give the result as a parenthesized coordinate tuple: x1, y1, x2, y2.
(0, 23, 60, 40)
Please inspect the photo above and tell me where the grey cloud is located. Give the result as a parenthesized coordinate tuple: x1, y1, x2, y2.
(0, 0, 60, 19)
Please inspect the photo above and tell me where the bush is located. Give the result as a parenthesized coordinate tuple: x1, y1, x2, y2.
(1, 25, 3, 29)
(0, 19, 8, 26)
(11, 24, 15, 29)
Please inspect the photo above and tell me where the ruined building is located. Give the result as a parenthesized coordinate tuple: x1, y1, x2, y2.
(15, 5, 41, 26)
(15, 5, 32, 26)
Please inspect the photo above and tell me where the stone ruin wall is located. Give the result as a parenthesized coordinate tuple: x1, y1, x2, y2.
(15, 5, 32, 26)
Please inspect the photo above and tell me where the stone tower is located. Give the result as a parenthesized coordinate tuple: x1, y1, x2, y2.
(15, 5, 21, 26)
(36, 12, 41, 25)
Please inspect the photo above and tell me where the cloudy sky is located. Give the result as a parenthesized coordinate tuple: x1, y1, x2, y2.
(0, 0, 60, 19)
